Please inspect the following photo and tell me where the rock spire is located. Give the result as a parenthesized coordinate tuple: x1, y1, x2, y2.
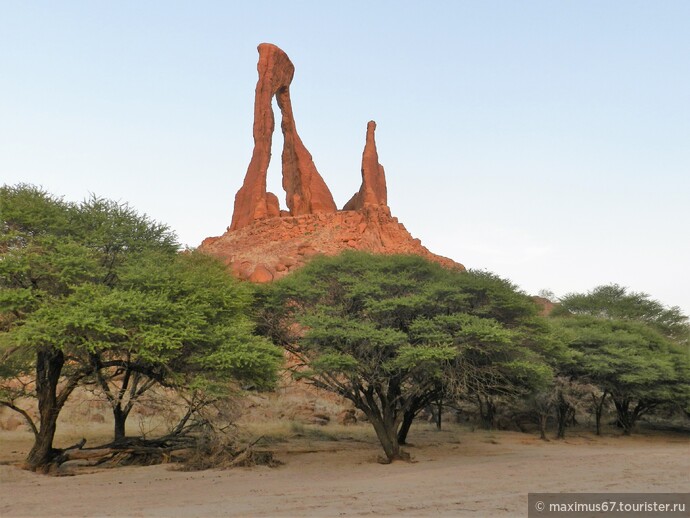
(230, 43, 336, 231)
(201, 43, 464, 282)
(343, 120, 388, 210)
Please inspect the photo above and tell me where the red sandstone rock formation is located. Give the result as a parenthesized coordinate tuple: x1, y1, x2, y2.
(201, 43, 464, 280)
(230, 43, 336, 231)
(532, 296, 557, 316)
(344, 121, 388, 211)
(277, 84, 336, 217)
(201, 204, 463, 282)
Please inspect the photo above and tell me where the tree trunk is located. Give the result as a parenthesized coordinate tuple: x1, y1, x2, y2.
(555, 392, 570, 439)
(435, 399, 443, 430)
(366, 410, 409, 463)
(595, 404, 603, 436)
(477, 396, 496, 430)
(397, 409, 415, 445)
(25, 349, 64, 471)
(538, 413, 548, 441)
(592, 391, 607, 436)
(113, 405, 130, 442)
(613, 398, 634, 435)
(613, 398, 649, 436)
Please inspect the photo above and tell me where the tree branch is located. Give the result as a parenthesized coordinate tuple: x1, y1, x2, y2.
(0, 400, 38, 438)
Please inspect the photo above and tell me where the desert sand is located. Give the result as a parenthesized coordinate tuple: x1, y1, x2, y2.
(1, 423, 688, 517)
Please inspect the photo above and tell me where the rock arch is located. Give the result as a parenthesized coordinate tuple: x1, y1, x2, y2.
(230, 43, 337, 231)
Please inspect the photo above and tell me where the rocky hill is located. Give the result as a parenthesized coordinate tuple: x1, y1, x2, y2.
(199, 43, 462, 281)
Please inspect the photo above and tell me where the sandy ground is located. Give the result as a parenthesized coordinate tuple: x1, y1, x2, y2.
(0, 424, 688, 518)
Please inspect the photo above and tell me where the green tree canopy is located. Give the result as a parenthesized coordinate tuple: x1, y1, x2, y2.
(553, 311, 689, 434)
(554, 284, 689, 344)
(0, 184, 281, 470)
(258, 252, 552, 461)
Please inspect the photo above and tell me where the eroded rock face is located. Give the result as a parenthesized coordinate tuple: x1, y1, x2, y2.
(344, 121, 388, 211)
(230, 43, 335, 231)
(202, 43, 464, 279)
(201, 207, 462, 282)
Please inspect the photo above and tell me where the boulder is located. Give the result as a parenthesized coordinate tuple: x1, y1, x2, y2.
(249, 264, 274, 283)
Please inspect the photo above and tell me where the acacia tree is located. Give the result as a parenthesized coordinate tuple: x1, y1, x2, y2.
(258, 252, 551, 461)
(405, 311, 552, 434)
(554, 315, 689, 435)
(16, 253, 281, 444)
(553, 285, 689, 435)
(84, 251, 281, 441)
(0, 185, 281, 470)
(401, 270, 560, 436)
(0, 186, 114, 470)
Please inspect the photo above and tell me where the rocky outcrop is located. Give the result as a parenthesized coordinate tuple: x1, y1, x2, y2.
(344, 121, 388, 210)
(532, 296, 557, 316)
(201, 205, 462, 282)
(202, 43, 464, 279)
(230, 43, 336, 231)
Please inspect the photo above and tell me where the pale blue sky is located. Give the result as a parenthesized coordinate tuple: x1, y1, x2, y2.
(1, 1, 689, 313)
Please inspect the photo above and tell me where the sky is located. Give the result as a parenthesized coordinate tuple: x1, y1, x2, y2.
(1, 1, 689, 314)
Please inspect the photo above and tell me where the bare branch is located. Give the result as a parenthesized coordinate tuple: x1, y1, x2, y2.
(0, 400, 38, 438)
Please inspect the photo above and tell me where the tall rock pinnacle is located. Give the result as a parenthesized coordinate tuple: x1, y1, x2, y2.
(203, 43, 464, 282)
(343, 121, 388, 210)
(230, 43, 336, 231)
